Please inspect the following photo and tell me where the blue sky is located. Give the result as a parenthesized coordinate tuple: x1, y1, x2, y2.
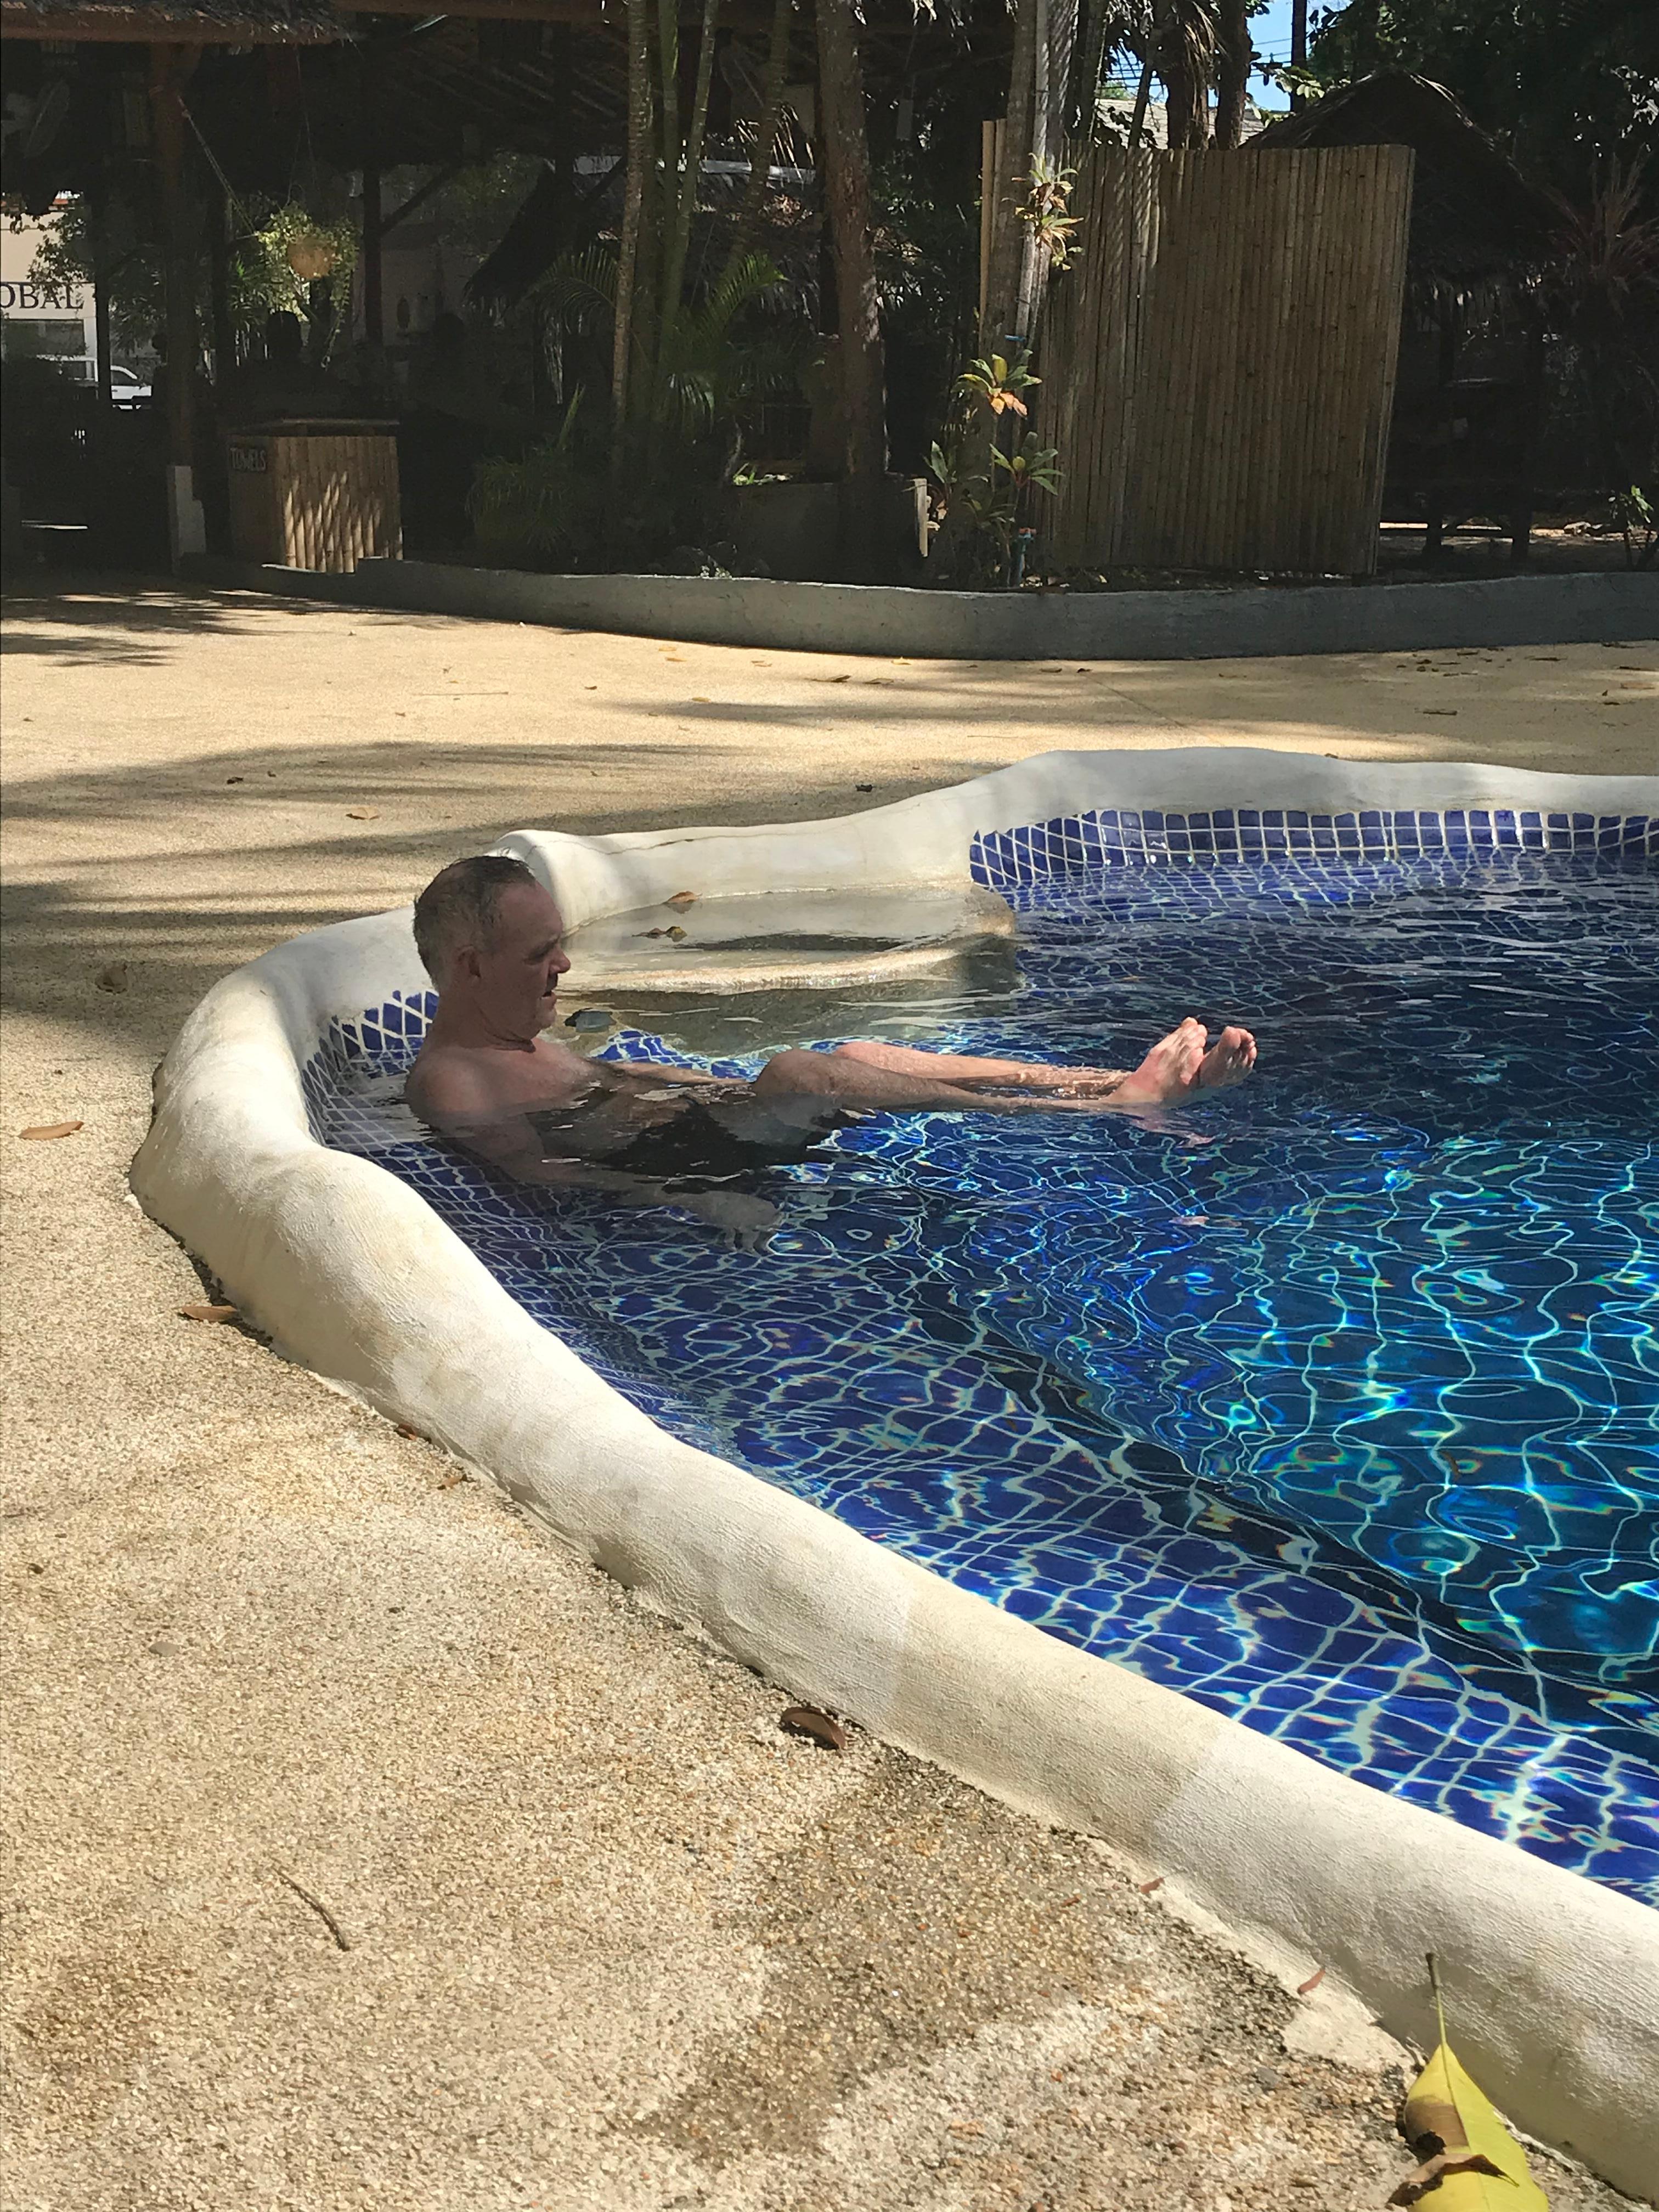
(1249, 0, 1297, 110)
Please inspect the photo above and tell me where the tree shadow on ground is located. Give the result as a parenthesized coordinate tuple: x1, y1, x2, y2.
(0, 733, 1016, 1063)
(0, 574, 462, 669)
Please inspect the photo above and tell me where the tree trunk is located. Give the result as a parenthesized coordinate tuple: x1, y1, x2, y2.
(613, 0, 653, 442)
(728, 0, 793, 274)
(1214, 0, 1251, 148)
(662, 0, 721, 352)
(1072, 0, 1113, 138)
(149, 43, 206, 565)
(1161, 0, 1212, 150)
(654, 0, 680, 330)
(815, 0, 886, 577)
(1162, 57, 1207, 149)
(984, 0, 1037, 349)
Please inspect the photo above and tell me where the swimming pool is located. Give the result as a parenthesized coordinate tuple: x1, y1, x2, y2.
(306, 815, 1659, 1906)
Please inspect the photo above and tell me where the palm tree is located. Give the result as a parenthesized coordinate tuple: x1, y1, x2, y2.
(815, 0, 888, 577)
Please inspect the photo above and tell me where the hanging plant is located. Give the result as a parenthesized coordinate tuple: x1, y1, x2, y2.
(250, 203, 358, 311)
(285, 232, 336, 281)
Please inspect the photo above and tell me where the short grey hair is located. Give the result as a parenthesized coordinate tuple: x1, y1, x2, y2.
(412, 854, 539, 980)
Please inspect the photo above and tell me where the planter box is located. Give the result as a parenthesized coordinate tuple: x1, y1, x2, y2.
(730, 475, 927, 581)
(226, 419, 402, 573)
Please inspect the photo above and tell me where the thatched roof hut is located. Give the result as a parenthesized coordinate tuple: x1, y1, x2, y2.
(1251, 70, 1557, 297)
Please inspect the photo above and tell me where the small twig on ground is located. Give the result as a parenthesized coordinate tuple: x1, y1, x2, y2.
(274, 1866, 352, 1951)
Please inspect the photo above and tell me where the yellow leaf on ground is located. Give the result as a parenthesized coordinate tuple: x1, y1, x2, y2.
(1391, 1958, 1547, 2208)
(19, 1121, 82, 1141)
(178, 1302, 239, 1324)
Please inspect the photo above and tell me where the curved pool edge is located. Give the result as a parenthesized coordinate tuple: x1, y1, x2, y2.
(131, 748, 1659, 2196)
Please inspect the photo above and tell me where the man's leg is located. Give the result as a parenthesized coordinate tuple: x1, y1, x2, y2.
(751, 1020, 1255, 1122)
(829, 1020, 1256, 1104)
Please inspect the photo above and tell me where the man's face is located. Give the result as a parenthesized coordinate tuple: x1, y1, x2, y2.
(457, 878, 571, 1038)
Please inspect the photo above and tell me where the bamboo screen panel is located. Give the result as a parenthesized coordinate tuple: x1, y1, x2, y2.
(1043, 144, 1414, 575)
(272, 433, 402, 572)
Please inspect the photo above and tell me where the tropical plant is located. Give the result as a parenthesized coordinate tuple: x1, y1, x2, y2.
(1612, 484, 1658, 571)
(536, 244, 808, 445)
(955, 349, 1043, 418)
(1543, 160, 1659, 545)
(992, 432, 1064, 497)
(1021, 160, 1082, 270)
(469, 392, 595, 564)
(929, 344, 1062, 586)
(478, 247, 808, 568)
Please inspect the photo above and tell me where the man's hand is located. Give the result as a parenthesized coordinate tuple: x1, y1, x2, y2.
(678, 1188, 782, 1248)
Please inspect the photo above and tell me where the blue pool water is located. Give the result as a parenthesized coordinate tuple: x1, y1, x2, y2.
(307, 815, 1659, 1902)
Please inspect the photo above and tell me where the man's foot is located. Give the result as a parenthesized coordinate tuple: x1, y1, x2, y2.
(1197, 1025, 1257, 1090)
(1111, 1019, 1256, 1105)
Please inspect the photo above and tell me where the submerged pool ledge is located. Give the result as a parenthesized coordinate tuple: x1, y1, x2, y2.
(131, 747, 1659, 2195)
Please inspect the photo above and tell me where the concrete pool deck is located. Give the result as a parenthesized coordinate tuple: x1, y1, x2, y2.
(3, 577, 1656, 2211)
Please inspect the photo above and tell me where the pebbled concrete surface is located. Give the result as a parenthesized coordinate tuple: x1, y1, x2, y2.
(3, 579, 1653, 2211)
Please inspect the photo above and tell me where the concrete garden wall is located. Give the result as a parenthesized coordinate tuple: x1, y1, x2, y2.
(190, 554, 1658, 661)
(131, 748, 1659, 2194)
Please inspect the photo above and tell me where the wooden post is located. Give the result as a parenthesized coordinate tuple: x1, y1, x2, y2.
(208, 183, 235, 390)
(1290, 0, 1307, 109)
(360, 50, 386, 397)
(149, 42, 206, 564)
(815, 0, 887, 578)
(362, 161, 385, 382)
(93, 266, 114, 409)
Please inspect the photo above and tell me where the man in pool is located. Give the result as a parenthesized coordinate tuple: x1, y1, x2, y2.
(405, 855, 1257, 1232)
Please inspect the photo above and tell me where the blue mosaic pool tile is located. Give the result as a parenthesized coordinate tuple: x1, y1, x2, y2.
(304, 840, 1659, 1905)
(970, 810, 1655, 888)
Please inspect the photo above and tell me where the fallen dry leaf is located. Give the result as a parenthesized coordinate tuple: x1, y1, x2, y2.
(1297, 1963, 1327, 1996)
(691, 695, 712, 704)
(95, 961, 128, 994)
(780, 1705, 847, 1751)
(1421, 708, 1458, 716)
(346, 807, 380, 821)
(395, 1423, 420, 1439)
(664, 891, 697, 908)
(823, 673, 851, 684)
(436, 1471, 465, 1491)
(19, 1121, 83, 1141)
(178, 1302, 239, 1324)
(1137, 1876, 1164, 1895)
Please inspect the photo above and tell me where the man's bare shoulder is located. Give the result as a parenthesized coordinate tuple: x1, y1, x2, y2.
(405, 1032, 590, 1124)
(405, 1041, 494, 1122)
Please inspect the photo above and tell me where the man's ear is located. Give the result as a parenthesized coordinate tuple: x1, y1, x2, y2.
(456, 943, 485, 984)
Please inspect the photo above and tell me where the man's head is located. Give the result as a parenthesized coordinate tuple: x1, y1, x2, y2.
(413, 855, 571, 1038)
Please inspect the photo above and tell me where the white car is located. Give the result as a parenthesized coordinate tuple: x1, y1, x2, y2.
(108, 363, 151, 407)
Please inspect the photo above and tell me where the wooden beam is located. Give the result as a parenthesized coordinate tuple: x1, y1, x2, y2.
(1, 8, 340, 41)
(331, 0, 772, 26)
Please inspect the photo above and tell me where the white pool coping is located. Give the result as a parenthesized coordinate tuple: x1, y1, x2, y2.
(131, 749, 1659, 2193)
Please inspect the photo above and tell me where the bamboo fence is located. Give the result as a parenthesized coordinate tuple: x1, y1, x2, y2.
(1043, 144, 1414, 575)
